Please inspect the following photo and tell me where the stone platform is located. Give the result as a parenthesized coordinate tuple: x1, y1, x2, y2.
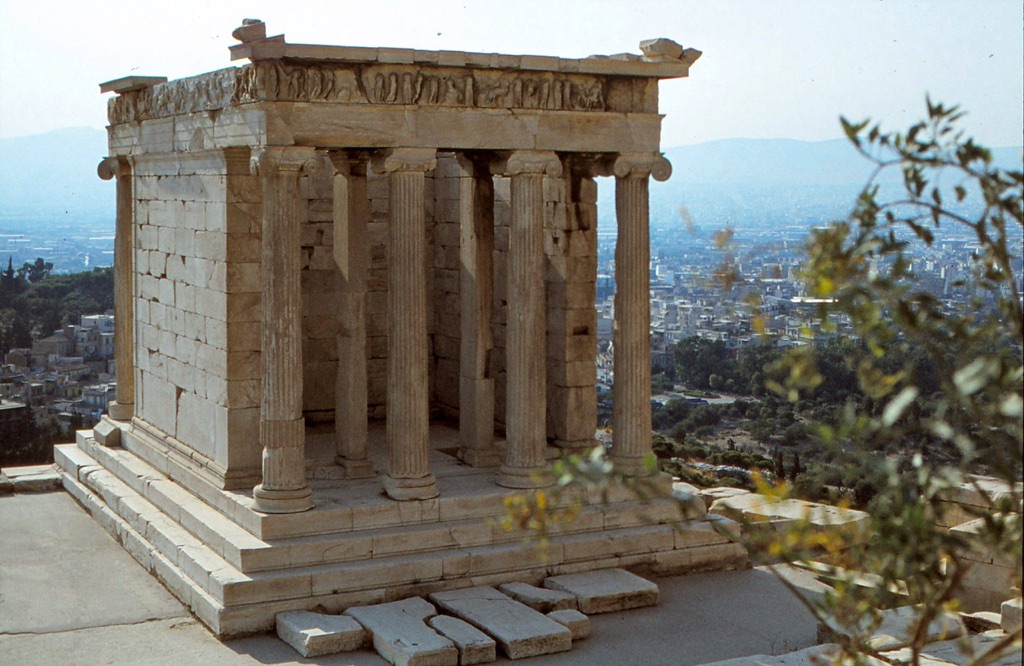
(54, 422, 748, 637)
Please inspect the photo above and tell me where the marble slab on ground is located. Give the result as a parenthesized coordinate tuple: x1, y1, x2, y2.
(427, 615, 496, 665)
(547, 609, 590, 640)
(543, 568, 659, 614)
(428, 586, 572, 660)
(345, 597, 457, 666)
(497, 582, 577, 612)
(276, 610, 366, 658)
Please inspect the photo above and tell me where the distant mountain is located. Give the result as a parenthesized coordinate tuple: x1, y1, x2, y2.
(635, 138, 1023, 232)
(0, 127, 1019, 232)
(0, 126, 112, 222)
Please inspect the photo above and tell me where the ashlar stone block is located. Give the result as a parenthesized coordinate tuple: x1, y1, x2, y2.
(276, 610, 367, 658)
(546, 609, 590, 640)
(543, 568, 659, 614)
(429, 586, 572, 660)
(497, 582, 577, 612)
(427, 615, 496, 665)
(345, 597, 457, 666)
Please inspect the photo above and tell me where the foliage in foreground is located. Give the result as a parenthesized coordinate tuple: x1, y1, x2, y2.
(512, 102, 1023, 665)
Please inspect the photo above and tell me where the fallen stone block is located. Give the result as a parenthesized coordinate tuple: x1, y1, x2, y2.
(276, 610, 366, 658)
(698, 486, 750, 509)
(428, 615, 496, 665)
(345, 597, 457, 666)
(1002, 596, 1022, 634)
(882, 629, 1021, 666)
(429, 586, 571, 660)
(498, 582, 577, 612)
(960, 610, 1002, 633)
(710, 493, 868, 532)
(702, 643, 888, 666)
(705, 513, 742, 541)
(543, 568, 659, 614)
(672, 481, 708, 519)
(547, 609, 589, 640)
(3, 465, 62, 493)
(819, 605, 964, 651)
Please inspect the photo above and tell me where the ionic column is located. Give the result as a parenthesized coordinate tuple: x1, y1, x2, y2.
(611, 153, 671, 475)
(456, 153, 500, 467)
(251, 147, 318, 514)
(496, 150, 561, 489)
(328, 151, 375, 479)
(98, 157, 134, 422)
(372, 148, 439, 501)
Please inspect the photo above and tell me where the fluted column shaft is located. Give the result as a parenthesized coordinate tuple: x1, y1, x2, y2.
(457, 153, 499, 467)
(329, 152, 375, 479)
(99, 157, 134, 421)
(612, 153, 672, 475)
(498, 151, 561, 489)
(252, 147, 318, 514)
(374, 148, 439, 501)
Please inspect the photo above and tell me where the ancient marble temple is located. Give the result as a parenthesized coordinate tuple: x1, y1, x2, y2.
(55, 21, 747, 636)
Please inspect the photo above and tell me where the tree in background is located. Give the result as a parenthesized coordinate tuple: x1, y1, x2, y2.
(509, 101, 1022, 665)
(16, 257, 53, 284)
(757, 100, 1022, 665)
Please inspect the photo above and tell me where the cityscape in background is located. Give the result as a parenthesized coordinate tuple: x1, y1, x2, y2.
(1, 127, 1021, 457)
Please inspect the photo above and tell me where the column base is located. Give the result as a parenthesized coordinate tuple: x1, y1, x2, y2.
(252, 484, 315, 514)
(382, 473, 439, 501)
(107, 401, 134, 421)
(609, 454, 657, 477)
(336, 457, 377, 479)
(497, 464, 552, 489)
(459, 447, 501, 468)
(553, 439, 598, 456)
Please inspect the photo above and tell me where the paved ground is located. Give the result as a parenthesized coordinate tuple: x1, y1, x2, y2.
(0, 490, 829, 665)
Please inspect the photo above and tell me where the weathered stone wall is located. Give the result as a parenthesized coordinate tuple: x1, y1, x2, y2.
(297, 156, 448, 423)
(431, 154, 463, 419)
(490, 176, 511, 432)
(544, 170, 598, 450)
(133, 148, 262, 473)
(297, 159, 338, 422)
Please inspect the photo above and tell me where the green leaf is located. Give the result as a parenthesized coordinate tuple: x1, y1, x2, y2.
(881, 387, 919, 427)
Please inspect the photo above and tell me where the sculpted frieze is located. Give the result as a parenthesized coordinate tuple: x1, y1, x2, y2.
(107, 63, 608, 124)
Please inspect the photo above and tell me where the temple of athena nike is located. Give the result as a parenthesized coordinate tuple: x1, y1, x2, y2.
(55, 20, 750, 637)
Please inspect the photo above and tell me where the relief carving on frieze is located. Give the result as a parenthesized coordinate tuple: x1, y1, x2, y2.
(107, 62, 608, 124)
(363, 66, 605, 111)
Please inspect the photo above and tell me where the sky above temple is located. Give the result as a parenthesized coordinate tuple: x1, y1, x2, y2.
(1, 0, 1022, 147)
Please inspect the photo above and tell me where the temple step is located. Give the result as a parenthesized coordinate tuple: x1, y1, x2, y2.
(55, 440, 748, 637)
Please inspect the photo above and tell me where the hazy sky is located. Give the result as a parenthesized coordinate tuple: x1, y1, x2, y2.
(1, 0, 1021, 147)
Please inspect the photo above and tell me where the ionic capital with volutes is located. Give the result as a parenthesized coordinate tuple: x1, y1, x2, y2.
(327, 149, 370, 177)
(371, 147, 437, 174)
(97, 156, 131, 180)
(249, 146, 322, 177)
(493, 150, 562, 177)
(612, 152, 672, 181)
